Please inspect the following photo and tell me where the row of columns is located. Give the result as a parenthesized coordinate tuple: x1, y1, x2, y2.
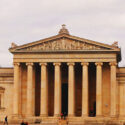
(13, 62, 117, 117)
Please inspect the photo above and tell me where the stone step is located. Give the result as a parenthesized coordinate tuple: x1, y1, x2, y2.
(58, 120, 68, 125)
(0, 123, 124, 125)
(0, 121, 123, 125)
(0, 124, 58, 125)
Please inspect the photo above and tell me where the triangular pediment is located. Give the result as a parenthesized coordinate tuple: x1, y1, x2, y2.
(17, 38, 109, 51)
(9, 34, 120, 53)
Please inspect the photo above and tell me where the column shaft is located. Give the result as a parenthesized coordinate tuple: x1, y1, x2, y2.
(123, 84, 125, 116)
(54, 62, 61, 117)
(40, 63, 48, 116)
(13, 62, 20, 116)
(26, 62, 33, 116)
(68, 62, 75, 117)
(95, 62, 103, 116)
(81, 62, 89, 117)
(110, 62, 117, 117)
(119, 83, 125, 116)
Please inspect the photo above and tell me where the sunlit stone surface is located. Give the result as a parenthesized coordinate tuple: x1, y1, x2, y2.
(0, 25, 124, 125)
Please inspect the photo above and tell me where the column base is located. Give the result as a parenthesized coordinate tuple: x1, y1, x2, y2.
(110, 115, 117, 118)
(82, 114, 88, 118)
(96, 115, 103, 118)
(12, 114, 21, 119)
(25, 114, 33, 118)
(54, 114, 60, 117)
(68, 114, 75, 117)
(40, 114, 48, 117)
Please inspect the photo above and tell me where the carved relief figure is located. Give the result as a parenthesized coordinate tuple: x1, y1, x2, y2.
(23, 39, 104, 51)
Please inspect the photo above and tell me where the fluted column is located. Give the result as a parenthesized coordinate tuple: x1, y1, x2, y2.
(109, 62, 117, 117)
(40, 63, 48, 117)
(67, 62, 75, 117)
(13, 62, 20, 116)
(95, 62, 103, 116)
(54, 62, 61, 117)
(26, 62, 34, 116)
(81, 62, 89, 117)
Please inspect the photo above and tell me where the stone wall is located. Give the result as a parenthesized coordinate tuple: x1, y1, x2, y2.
(0, 68, 13, 120)
(0, 65, 125, 121)
(102, 63, 110, 116)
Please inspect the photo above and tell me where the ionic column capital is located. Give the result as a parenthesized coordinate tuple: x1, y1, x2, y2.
(26, 62, 34, 66)
(13, 62, 20, 66)
(95, 62, 103, 66)
(39, 62, 47, 66)
(67, 62, 75, 66)
(53, 62, 61, 66)
(81, 62, 89, 66)
(109, 62, 117, 66)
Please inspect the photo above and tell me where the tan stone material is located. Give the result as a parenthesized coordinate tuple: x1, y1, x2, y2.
(13, 62, 20, 117)
(119, 83, 125, 116)
(81, 62, 89, 117)
(58, 24, 69, 35)
(26, 62, 34, 116)
(109, 62, 117, 117)
(67, 62, 75, 117)
(40, 62, 48, 117)
(95, 62, 103, 116)
(53, 62, 61, 117)
(0, 26, 124, 124)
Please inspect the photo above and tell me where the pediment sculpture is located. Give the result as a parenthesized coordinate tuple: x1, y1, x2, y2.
(21, 39, 107, 51)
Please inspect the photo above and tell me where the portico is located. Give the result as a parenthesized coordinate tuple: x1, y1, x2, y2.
(12, 61, 117, 118)
(8, 25, 122, 124)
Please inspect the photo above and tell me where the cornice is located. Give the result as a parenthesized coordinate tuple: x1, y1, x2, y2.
(9, 34, 120, 53)
(9, 33, 121, 62)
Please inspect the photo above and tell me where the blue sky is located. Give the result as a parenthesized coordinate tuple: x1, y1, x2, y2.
(0, 0, 125, 67)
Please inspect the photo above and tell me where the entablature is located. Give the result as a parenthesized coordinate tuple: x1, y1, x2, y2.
(13, 53, 117, 63)
(9, 30, 121, 62)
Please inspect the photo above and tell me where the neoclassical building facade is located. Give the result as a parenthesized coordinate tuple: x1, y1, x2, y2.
(0, 25, 125, 124)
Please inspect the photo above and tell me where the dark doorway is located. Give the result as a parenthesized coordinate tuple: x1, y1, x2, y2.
(93, 101, 96, 117)
(61, 83, 68, 116)
(88, 63, 96, 117)
(35, 63, 41, 116)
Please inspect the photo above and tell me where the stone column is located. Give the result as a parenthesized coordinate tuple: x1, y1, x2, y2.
(26, 62, 33, 116)
(40, 63, 48, 117)
(54, 62, 61, 117)
(109, 62, 117, 117)
(119, 83, 125, 117)
(81, 62, 89, 117)
(67, 62, 75, 117)
(122, 83, 125, 117)
(1, 93, 4, 108)
(95, 62, 103, 117)
(13, 62, 20, 116)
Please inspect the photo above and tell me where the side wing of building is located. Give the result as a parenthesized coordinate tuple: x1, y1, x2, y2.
(0, 68, 13, 120)
(0, 67, 125, 117)
(117, 67, 125, 116)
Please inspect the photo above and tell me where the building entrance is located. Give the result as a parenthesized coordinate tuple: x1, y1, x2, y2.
(61, 83, 68, 116)
(89, 63, 96, 117)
